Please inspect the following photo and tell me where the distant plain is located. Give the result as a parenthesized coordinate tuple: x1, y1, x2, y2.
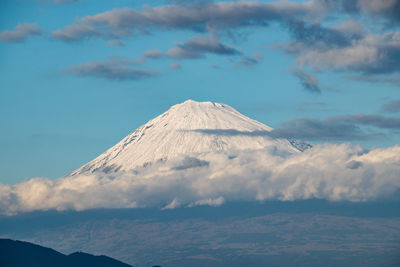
(1, 200, 399, 267)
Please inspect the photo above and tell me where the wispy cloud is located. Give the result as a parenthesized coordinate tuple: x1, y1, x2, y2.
(0, 23, 42, 43)
(276, 26, 400, 88)
(381, 99, 400, 113)
(49, 0, 400, 89)
(169, 62, 181, 70)
(167, 35, 240, 59)
(137, 36, 239, 63)
(340, 114, 400, 129)
(340, 0, 400, 25)
(47, 0, 400, 92)
(51, 1, 323, 42)
(107, 39, 124, 47)
(292, 69, 321, 93)
(348, 75, 400, 87)
(294, 32, 400, 75)
(296, 102, 331, 112)
(66, 59, 157, 81)
(270, 114, 400, 141)
(235, 53, 263, 68)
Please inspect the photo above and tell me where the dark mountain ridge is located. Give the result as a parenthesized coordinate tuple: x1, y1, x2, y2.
(0, 238, 132, 267)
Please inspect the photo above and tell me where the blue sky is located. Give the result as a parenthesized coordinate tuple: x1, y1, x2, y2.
(0, 0, 399, 184)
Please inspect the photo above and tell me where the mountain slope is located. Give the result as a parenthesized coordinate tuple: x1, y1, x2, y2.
(0, 239, 132, 267)
(71, 100, 308, 176)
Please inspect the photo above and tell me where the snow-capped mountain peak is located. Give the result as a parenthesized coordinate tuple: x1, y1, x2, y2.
(70, 100, 307, 176)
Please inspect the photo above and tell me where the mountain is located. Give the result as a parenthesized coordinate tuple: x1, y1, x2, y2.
(1, 203, 399, 267)
(71, 100, 309, 176)
(0, 238, 132, 267)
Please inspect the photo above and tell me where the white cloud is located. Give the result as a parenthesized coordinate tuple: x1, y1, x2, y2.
(1, 143, 400, 215)
(163, 198, 181, 209)
(188, 197, 225, 207)
(290, 32, 400, 75)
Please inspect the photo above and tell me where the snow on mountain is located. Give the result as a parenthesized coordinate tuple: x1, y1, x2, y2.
(70, 100, 308, 176)
(2, 100, 400, 215)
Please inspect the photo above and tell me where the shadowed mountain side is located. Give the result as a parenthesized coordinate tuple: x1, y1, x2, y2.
(0, 239, 132, 267)
(187, 128, 312, 151)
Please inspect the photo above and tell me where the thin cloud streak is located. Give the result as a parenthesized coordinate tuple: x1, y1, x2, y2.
(138, 35, 240, 62)
(66, 59, 157, 81)
(271, 114, 400, 141)
(193, 112, 400, 141)
(0, 23, 42, 43)
(167, 35, 240, 59)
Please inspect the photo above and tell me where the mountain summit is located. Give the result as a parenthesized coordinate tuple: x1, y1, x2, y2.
(71, 100, 308, 176)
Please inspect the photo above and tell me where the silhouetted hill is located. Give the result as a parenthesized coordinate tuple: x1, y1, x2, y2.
(0, 239, 132, 267)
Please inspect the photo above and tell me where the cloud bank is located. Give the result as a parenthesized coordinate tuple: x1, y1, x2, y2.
(1, 143, 399, 215)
